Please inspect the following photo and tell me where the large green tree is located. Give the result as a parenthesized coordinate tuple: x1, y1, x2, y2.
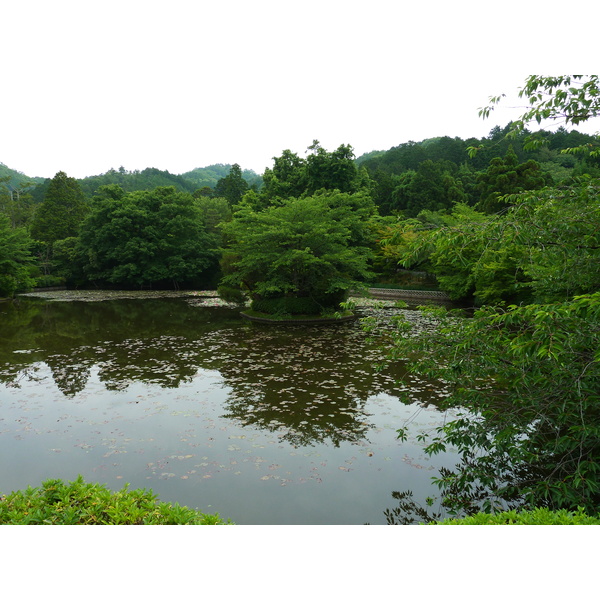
(213, 164, 249, 207)
(475, 146, 551, 213)
(78, 185, 219, 289)
(260, 141, 372, 204)
(220, 190, 376, 314)
(194, 195, 231, 235)
(29, 171, 87, 277)
(304, 141, 364, 195)
(30, 171, 87, 244)
(389, 160, 467, 217)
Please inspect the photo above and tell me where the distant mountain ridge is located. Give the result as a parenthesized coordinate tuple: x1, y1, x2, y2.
(5, 126, 596, 199)
(1, 162, 264, 199)
(180, 164, 262, 190)
(0, 163, 45, 189)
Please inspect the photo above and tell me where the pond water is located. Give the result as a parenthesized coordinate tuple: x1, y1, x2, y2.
(0, 291, 459, 524)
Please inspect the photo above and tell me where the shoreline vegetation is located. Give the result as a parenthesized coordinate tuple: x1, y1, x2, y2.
(2, 473, 598, 525)
(0, 476, 230, 525)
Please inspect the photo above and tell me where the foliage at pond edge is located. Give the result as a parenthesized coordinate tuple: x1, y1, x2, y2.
(0, 476, 231, 525)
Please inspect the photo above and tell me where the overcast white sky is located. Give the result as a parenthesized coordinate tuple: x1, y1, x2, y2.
(2, 0, 598, 180)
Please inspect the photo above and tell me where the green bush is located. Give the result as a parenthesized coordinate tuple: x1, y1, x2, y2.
(217, 284, 246, 304)
(251, 290, 348, 316)
(0, 476, 231, 525)
(435, 507, 600, 525)
(251, 296, 320, 316)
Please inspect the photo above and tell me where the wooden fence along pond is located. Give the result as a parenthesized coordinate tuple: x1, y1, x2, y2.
(364, 288, 451, 302)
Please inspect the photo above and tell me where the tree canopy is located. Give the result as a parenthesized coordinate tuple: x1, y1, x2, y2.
(213, 163, 249, 207)
(220, 190, 376, 314)
(259, 141, 372, 205)
(30, 171, 87, 245)
(475, 146, 551, 213)
(77, 186, 220, 289)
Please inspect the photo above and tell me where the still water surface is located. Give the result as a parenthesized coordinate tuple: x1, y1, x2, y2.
(0, 291, 458, 524)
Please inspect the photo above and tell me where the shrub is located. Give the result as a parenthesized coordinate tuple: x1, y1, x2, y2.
(251, 289, 348, 316)
(217, 284, 246, 305)
(251, 295, 321, 316)
(0, 476, 231, 525)
(434, 507, 600, 525)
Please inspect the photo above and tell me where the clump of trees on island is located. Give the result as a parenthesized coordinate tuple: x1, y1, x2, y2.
(1, 75, 599, 523)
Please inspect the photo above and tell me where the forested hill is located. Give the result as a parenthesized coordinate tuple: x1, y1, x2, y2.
(356, 125, 597, 174)
(79, 167, 197, 196)
(22, 164, 262, 203)
(180, 164, 262, 190)
(354, 125, 600, 216)
(0, 163, 45, 189)
(77, 165, 262, 198)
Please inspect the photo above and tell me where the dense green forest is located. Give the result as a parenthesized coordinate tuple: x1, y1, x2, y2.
(1, 75, 599, 521)
(5, 122, 596, 295)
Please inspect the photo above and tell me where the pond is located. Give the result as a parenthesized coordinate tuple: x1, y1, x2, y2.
(0, 291, 459, 524)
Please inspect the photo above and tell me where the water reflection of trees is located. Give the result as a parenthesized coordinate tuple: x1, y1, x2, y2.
(382, 491, 443, 525)
(1, 297, 445, 447)
(215, 324, 406, 447)
(0, 298, 240, 393)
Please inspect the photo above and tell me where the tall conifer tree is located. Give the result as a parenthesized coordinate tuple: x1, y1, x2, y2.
(30, 171, 87, 244)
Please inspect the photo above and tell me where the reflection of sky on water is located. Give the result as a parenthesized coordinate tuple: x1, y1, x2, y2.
(0, 296, 460, 524)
